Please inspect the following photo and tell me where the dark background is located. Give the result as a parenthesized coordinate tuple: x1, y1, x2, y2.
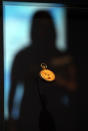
(0, 0, 88, 130)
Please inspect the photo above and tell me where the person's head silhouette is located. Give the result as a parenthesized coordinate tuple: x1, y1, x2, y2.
(30, 10, 56, 51)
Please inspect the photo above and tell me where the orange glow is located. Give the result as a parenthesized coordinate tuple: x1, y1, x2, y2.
(40, 69, 55, 82)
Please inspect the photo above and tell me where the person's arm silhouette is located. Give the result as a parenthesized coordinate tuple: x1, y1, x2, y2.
(51, 55, 77, 91)
(9, 54, 23, 119)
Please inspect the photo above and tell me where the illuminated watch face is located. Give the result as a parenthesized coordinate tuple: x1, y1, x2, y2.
(40, 69, 55, 82)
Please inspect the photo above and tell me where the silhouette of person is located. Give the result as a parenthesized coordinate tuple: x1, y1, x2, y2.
(8, 10, 77, 131)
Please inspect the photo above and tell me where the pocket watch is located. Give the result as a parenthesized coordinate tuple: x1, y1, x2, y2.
(39, 63, 55, 82)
